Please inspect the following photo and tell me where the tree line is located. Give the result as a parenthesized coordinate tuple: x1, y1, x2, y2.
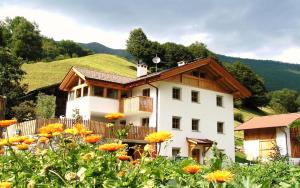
(0, 16, 92, 118)
(126, 28, 300, 114)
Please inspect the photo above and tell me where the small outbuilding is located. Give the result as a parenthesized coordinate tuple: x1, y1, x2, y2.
(235, 113, 300, 163)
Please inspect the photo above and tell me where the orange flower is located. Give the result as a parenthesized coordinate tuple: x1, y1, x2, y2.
(0, 149, 4, 155)
(23, 138, 36, 145)
(206, 170, 234, 183)
(39, 137, 49, 143)
(0, 120, 16, 128)
(144, 131, 172, 143)
(118, 155, 131, 161)
(84, 135, 101, 144)
(183, 165, 201, 174)
(130, 160, 140, 165)
(97, 143, 126, 152)
(16, 144, 29, 151)
(117, 171, 125, 177)
(0, 182, 12, 188)
(105, 113, 125, 120)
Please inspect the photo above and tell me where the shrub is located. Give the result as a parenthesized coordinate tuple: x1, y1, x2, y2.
(11, 100, 36, 121)
(36, 93, 56, 119)
(234, 112, 244, 123)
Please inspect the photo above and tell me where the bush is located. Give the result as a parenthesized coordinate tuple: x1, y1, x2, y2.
(234, 112, 244, 123)
(36, 93, 56, 118)
(11, 100, 36, 122)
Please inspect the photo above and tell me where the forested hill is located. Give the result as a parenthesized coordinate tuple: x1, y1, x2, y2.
(80, 42, 300, 92)
(217, 54, 300, 92)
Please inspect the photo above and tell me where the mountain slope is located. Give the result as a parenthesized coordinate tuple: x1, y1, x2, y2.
(78, 42, 300, 92)
(22, 54, 136, 91)
(79, 42, 133, 61)
(217, 54, 300, 92)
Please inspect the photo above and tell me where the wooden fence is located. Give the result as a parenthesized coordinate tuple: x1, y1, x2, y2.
(15, 118, 156, 141)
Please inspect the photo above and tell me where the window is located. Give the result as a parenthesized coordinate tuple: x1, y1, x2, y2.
(217, 95, 223, 107)
(217, 122, 224, 134)
(142, 118, 149, 127)
(76, 88, 81, 98)
(172, 116, 181, 129)
(192, 119, 199, 131)
(107, 88, 118, 99)
(191, 91, 199, 103)
(83, 86, 88, 97)
(69, 91, 75, 100)
(192, 71, 205, 78)
(172, 148, 180, 157)
(93, 86, 104, 97)
(142, 88, 150, 97)
(172, 88, 181, 100)
(120, 120, 126, 126)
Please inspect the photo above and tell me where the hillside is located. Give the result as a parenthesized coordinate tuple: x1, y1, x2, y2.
(217, 54, 300, 92)
(80, 42, 300, 92)
(22, 54, 136, 91)
(79, 42, 134, 61)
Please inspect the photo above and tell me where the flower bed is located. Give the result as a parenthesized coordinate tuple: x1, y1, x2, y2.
(0, 119, 300, 187)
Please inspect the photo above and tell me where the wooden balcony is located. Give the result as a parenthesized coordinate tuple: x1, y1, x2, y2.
(13, 118, 156, 141)
(119, 96, 153, 115)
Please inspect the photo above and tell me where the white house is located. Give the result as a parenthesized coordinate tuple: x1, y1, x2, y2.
(235, 113, 300, 163)
(59, 57, 251, 163)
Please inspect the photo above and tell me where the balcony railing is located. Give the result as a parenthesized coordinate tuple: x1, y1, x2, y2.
(13, 118, 156, 141)
(119, 96, 153, 114)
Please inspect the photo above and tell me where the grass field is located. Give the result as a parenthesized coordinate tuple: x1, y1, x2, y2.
(22, 54, 136, 91)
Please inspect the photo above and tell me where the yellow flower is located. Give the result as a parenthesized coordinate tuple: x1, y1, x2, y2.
(39, 123, 64, 134)
(84, 135, 101, 144)
(206, 170, 234, 183)
(0, 139, 8, 147)
(9, 136, 29, 143)
(39, 137, 49, 143)
(16, 143, 29, 150)
(0, 120, 16, 128)
(64, 128, 79, 135)
(81, 152, 95, 161)
(0, 181, 12, 188)
(23, 138, 36, 145)
(38, 133, 53, 138)
(144, 131, 172, 143)
(117, 171, 125, 177)
(105, 113, 125, 120)
(74, 124, 86, 134)
(97, 143, 126, 152)
(183, 165, 201, 174)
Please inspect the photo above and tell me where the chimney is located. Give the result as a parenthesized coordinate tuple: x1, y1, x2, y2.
(137, 63, 148, 77)
(177, 61, 186, 67)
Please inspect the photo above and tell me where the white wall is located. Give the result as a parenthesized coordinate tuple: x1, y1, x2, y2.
(155, 81, 235, 161)
(66, 96, 119, 119)
(276, 127, 288, 156)
(244, 140, 259, 160)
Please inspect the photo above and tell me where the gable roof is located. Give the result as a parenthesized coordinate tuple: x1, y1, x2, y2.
(235, 113, 300, 131)
(59, 57, 251, 98)
(74, 67, 135, 84)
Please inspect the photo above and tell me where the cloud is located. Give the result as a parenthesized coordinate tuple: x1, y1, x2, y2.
(1, 0, 300, 63)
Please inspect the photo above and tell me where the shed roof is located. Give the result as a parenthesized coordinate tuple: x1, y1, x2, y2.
(235, 113, 300, 131)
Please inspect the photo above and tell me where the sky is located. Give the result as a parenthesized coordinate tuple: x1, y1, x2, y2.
(0, 0, 300, 64)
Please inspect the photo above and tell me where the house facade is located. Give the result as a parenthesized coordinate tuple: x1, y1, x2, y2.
(235, 113, 300, 163)
(59, 57, 251, 163)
